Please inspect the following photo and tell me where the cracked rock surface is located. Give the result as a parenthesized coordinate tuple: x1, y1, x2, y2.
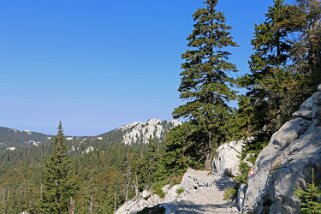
(212, 140, 246, 177)
(242, 86, 321, 214)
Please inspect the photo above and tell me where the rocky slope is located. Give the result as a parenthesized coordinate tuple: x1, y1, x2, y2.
(99, 119, 181, 145)
(116, 139, 246, 214)
(240, 86, 321, 213)
(0, 119, 180, 151)
(116, 168, 238, 214)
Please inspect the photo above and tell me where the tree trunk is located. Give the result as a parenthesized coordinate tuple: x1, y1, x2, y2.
(69, 197, 75, 214)
(125, 165, 131, 201)
(114, 191, 117, 212)
(134, 174, 139, 197)
(89, 195, 93, 214)
(204, 153, 212, 170)
(204, 131, 213, 170)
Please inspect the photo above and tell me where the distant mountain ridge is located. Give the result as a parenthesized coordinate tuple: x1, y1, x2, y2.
(0, 127, 51, 149)
(99, 119, 181, 145)
(0, 119, 181, 150)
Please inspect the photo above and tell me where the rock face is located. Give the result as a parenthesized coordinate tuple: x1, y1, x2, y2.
(100, 119, 181, 145)
(242, 86, 321, 214)
(116, 168, 238, 214)
(212, 140, 245, 177)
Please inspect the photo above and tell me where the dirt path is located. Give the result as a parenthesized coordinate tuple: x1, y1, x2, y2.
(162, 170, 239, 214)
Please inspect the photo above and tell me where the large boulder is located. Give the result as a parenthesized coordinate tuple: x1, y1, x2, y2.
(212, 140, 246, 177)
(115, 194, 161, 214)
(242, 85, 321, 214)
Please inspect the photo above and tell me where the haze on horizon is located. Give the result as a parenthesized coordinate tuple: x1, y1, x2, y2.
(0, 0, 274, 135)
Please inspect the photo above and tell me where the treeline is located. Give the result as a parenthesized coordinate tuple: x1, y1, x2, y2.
(0, 0, 320, 213)
(160, 0, 321, 176)
(0, 125, 165, 213)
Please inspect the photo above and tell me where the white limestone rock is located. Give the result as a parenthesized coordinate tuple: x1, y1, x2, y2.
(212, 140, 245, 177)
(292, 97, 313, 119)
(141, 190, 152, 199)
(119, 119, 181, 145)
(115, 194, 161, 214)
(83, 146, 94, 154)
(23, 130, 32, 135)
(241, 89, 321, 213)
(6, 147, 16, 151)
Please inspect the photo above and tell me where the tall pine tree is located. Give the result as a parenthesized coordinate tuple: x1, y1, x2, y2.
(173, 0, 237, 169)
(293, 0, 321, 89)
(41, 122, 76, 214)
(239, 0, 306, 140)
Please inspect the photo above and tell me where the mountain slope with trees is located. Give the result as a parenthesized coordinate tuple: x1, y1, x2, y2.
(0, 0, 320, 213)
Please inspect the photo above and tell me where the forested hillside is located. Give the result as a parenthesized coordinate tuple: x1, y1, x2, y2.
(0, 0, 320, 213)
(0, 120, 175, 213)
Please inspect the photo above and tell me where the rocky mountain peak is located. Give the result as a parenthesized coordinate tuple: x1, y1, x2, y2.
(116, 119, 181, 145)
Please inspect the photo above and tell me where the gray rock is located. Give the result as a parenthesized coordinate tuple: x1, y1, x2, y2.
(292, 109, 312, 119)
(270, 118, 310, 150)
(236, 183, 247, 212)
(141, 190, 152, 199)
(241, 90, 321, 213)
(293, 97, 313, 119)
(312, 92, 321, 105)
(212, 140, 245, 177)
(317, 84, 321, 91)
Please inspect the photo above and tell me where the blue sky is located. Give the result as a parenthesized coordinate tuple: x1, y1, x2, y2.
(0, 0, 275, 135)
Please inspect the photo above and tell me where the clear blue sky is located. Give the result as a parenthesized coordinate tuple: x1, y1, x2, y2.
(0, 0, 276, 136)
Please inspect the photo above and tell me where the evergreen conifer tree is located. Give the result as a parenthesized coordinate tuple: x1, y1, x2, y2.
(293, 0, 321, 89)
(239, 0, 306, 140)
(295, 168, 321, 214)
(41, 122, 76, 214)
(173, 0, 238, 169)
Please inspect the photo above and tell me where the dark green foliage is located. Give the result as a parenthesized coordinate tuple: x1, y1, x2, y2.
(0, 127, 51, 148)
(41, 122, 77, 214)
(293, 0, 321, 89)
(173, 0, 238, 168)
(224, 186, 238, 201)
(159, 122, 205, 176)
(0, 1, 320, 213)
(0, 137, 168, 213)
(234, 161, 251, 184)
(235, 0, 321, 179)
(239, 0, 308, 141)
(295, 168, 321, 214)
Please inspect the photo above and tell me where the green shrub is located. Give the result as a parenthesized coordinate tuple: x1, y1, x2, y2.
(176, 188, 184, 195)
(234, 161, 250, 184)
(295, 168, 321, 214)
(152, 181, 166, 198)
(170, 175, 183, 186)
(224, 186, 238, 201)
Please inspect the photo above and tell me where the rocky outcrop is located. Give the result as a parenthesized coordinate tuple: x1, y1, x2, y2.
(100, 119, 181, 145)
(116, 168, 238, 214)
(212, 139, 246, 177)
(116, 193, 162, 214)
(242, 86, 321, 213)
